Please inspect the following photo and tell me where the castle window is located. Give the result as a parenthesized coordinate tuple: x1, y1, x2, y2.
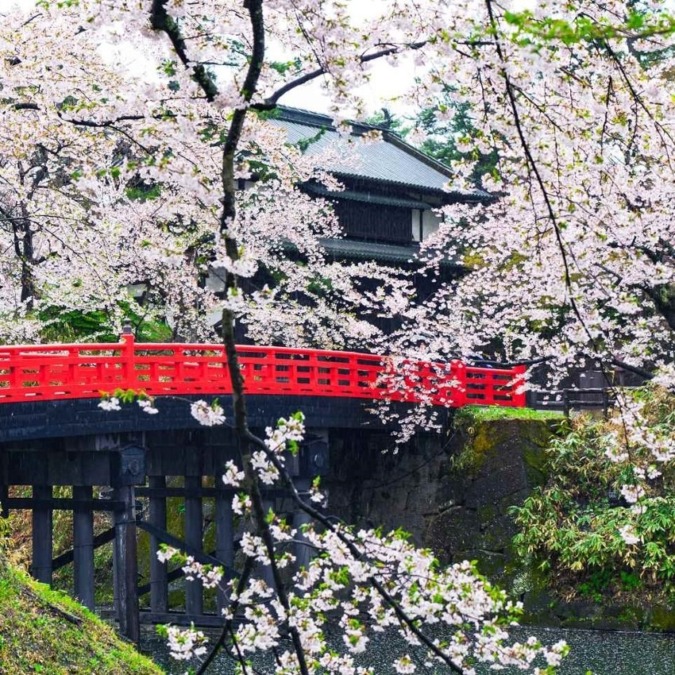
(412, 208, 441, 242)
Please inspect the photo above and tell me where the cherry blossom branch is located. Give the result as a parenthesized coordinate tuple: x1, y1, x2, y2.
(600, 39, 675, 168)
(246, 433, 466, 674)
(150, 0, 219, 102)
(195, 557, 255, 675)
(262, 41, 427, 107)
(485, 0, 600, 353)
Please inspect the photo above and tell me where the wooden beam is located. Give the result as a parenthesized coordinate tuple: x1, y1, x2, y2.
(73, 485, 95, 610)
(136, 486, 287, 499)
(148, 476, 168, 614)
(3, 497, 124, 511)
(51, 527, 116, 572)
(31, 485, 53, 584)
(99, 609, 226, 628)
(135, 521, 234, 571)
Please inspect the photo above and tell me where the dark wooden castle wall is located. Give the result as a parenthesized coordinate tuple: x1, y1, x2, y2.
(332, 200, 411, 243)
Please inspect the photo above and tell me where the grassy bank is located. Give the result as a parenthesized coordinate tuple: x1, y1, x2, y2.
(0, 555, 162, 675)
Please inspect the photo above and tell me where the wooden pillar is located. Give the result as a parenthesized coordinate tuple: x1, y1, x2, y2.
(293, 479, 313, 571)
(184, 476, 203, 616)
(215, 479, 233, 613)
(0, 483, 8, 519)
(149, 476, 168, 613)
(73, 485, 95, 610)
(261, 497, 275, 588)
(32, 485, 53, 585)
(113, 485, 139, 644)
(0, 448, 8, 518)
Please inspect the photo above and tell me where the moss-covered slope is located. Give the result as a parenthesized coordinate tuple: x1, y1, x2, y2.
(0, 555, 162, 675)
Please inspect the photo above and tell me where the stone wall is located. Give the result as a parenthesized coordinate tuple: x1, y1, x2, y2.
(325, 414, 675, 631)
(326, 414, 557, 585)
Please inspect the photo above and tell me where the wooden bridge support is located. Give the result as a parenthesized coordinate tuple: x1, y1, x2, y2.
(293, 478, 313, 571)
(214, 474, 234, 614)
(148, 476, 168, 614)
(113, 485, 139, 644)
(73, 485, 95, 610)
(0, 427, 332, 636)
(31, 485, 53, 585)
(184, 476, 204, 616)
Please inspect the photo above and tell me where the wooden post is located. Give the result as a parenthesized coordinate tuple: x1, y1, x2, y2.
(73, 485, 95, 610)
(261, 497, 275, 588)
(32, 485, 53, 585)
(149, 475, 168, 613)
(184, 476, 203, 616)
(293, 479, 313, 571)
(215, 477, 233, 614)
(113, 485, 139, 644)
(0, 483, 8, 519)
(120, 327, 136, 389)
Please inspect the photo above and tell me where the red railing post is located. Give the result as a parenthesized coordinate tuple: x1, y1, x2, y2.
(452, 360, 467, 408)
(120, 326, 136, 391)
(512, 364, 527, 407)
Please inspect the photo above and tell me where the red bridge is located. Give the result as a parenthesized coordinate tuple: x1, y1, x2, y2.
(0, 333, 525, 408)
(0, 335, 526, 641)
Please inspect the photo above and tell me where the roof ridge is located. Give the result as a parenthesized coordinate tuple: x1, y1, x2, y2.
(275, 105, 391, 134)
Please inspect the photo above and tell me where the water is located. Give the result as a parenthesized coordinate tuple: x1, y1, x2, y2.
(143, 625, 675, 674)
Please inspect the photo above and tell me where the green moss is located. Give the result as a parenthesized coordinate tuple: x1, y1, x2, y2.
(457, 405, 564, 423)
(522, 443, 549, 486)
(0, 555, 163, 674)
(451, 413, 560, 478)
(650, 605, 675, 631)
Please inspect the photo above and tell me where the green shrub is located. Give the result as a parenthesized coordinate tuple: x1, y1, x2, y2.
(511, 386, 675, 601)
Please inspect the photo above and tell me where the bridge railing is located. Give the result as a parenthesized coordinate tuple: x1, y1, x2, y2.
(0, 334, 526, 407)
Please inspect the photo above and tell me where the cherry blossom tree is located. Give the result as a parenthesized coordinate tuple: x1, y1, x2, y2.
(392, 0, 675, 505)
(3, 0, 675, 672)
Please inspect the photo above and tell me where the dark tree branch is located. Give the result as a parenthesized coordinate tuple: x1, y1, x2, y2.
(196, 557, 255, 675)
(484, 0, 600, 353)
(262, 41, 427, 107)
(150, 0, 219, 102)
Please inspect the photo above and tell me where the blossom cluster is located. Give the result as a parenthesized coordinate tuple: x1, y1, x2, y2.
(211, 520, 570, 673)
(265, 412, 306, 454)
(164, 624, 209, 662)
(182, 557, 224, 589)
(190, 399, 226, 426)
(98, 391, 158, 415)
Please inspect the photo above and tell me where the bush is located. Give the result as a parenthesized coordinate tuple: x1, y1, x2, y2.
(511, 386, 675, 602)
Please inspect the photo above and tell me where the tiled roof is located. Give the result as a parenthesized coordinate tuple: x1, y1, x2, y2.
(273, 107, 489, 200)
(304, 184, 433, 209)
(318, 238, 460, 267)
